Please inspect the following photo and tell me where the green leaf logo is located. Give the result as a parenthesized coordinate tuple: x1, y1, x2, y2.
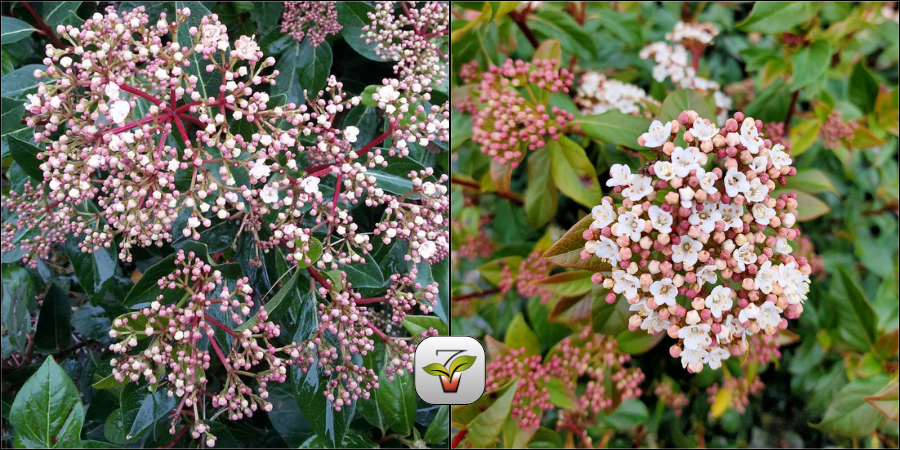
(423, 363, 451, 379)
(448, 355, 476, 376)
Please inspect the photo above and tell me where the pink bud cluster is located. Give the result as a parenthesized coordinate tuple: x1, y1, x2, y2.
(485, 332, 644, 431)
(499, 250, 554, 304)
(466, 59, 574, 166)
(368, 78, 450, 158)
(384, 267, 440, 322)
(281, 1, 342, 48)
(653, 381, 689, 417)
(706, 371, 765, 415)
(583, 110, 813, 372)
(363, 2, 449, 88)
(373, 168, 450, 263)
(452, 214, 495, 261)
(763, 121, 791, 150)
(107, 250, 291, 446)
(819, 110, 859, 150)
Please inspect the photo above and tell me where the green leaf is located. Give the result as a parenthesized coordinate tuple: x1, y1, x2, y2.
(402, 315, 448, 336)
(121, 254, 178, 308)
(372, 368, 417, 435)
(0, 17, 35, 44)
(466, 380, 519, 448)
(71, 304, 112, 342)
(591, 286, 630, 335)
(837, 268, 878, 351)
(525, 147, 558, 228)
(577, 110, 651, 151)
(34, 284, 73, 352)
(127, 385, 174, 443)
(548, 137, 603, 209)
(174, 1, 220, 101)
(1, 265, 36, 354)
(782, 189, 830, 221)
(1, 96, 27, 139)
(790, 41, 832, 90)
(530, 8, 596, 58)
(344, 253, 386, 289)
(424, 405, 449, 444)
(587, 10, 642, 47)
(449, 355, 477, 376)
(0, 64, 47, 99)
(292, 363, 356, 447)
(423, 363, 450, 379)
(416, 259, 450, 324)
(340, 105, 378, 151)
(368, 155, 433, 197)
(864, 381, 899, 422)
(272, 39, 333, 106)
(789, 118, 822, 156)
(9, 135, 44, 181)
(788, 169, 839, 195)
(744, 78, 791, 123)
(812, 375, 890, 437)
(542, 214, 613, 272)
(533, 270, 594, 297)
(336, 1, 382, 61)
(659, 89, 717, 123)
(237, 268, 303, 331)
(504, 314, 541, 357)
(615, 330, 665, 355)
(527, 427, 563, 448)
(848, 61, 880, 114)
(538, 376, 576, 409)
(737, 2, 822, 34)
(600, 399, 649, 430)
(451, 114, 473, 151)
(66, 238, 118, 298)
(43, 2, 84, 28)
(10, 358, 84, 448)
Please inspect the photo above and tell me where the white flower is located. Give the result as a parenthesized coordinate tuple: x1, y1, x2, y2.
(87, 154, 104, 168)
(744, 178, 769, 203)
(640, 120, 673, 147)
(770, 144, 792, 169)
(300, 176, 320, 194)
(696, 265, 717, 287)
(688, 202, 721, 234)
(615, 211, 645, 241)
(594, 236, 620, 263)
(249, 159, 271, 180)
(718, 203, 743, 230)
(733, 242, 758, 272)
(723, 167, 749, 198)
(740, 117, 758, 140)
(672, 235, 702, 267)
(607, 164, 632, 187)
(691, 118, 719, 142)
(751, 202, 775, 225)
(671, 146, 699, 177)
(778, 262, 804, 295)
(650, 279, 678, 306)
(703, 347, 730, 369)
(681, 348, 708, 372)
(260, 184, 279, 204)
(591, 199, 616, 229)
(754, 261, 780, 294)
(344, 126, 359, 143)
(757, 301, 781, 331)
(621, 174, 654, 201)
(641, 312, 670, 333)
(696, 168, 718, 195)
(704, 286, 734, 318)
(678, 323, 712, 350)
(630, 296, 651, 314)
(773, 237, 792, 255)
(187, 216, 201, 229)
(108, 99, 131, 125)
(377, 84, 400, 102)
(648, 205, 673, 234)
(419, 240, 437, 259)
(653, 161, 678, 180)
(232, 35, 259, 60)
(612, 270, 640, 299)
(750, 156, 768, 174)
(738, 302, 760, 323)
(105, 83, 120, 100)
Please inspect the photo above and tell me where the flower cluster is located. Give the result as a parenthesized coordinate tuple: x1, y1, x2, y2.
(706, 371, 765, 415)
(464, 59, 574, 166)
(281, 1, 342, 48)
(583, 110, 813, 372)
(108, 249, 290, 446)
(819, 109, 859, 150)
(575, 71, 659, 118)
(499, 249, 554, 304)
(485, 331, 643, 431)
(667, 20, 720, 46)
(363, 1, 449, 88)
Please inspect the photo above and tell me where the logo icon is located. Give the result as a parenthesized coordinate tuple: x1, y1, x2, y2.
(415, 336, 485, 405)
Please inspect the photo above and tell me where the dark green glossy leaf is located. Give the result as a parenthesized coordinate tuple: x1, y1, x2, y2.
(344, 252, 386, 289)
(790, 41, 832, 90)
(43, 2, 83, 28)
(35, 284, 73, 352)
(66, 238, 117, 297)
(849, 61, 879, 114)
(272, 39, 333, 106)
(9, 135, 43, 181)
(0, 17, 35, 45)
(174, 2, 220, 101)
(336, 1, 382, 61)
(1, 265, 36, 354)
(9, 358, 84, 448)
(424, 405, 449, 444)
(291, 363, 356, 448)
(0, 64, 45, 99)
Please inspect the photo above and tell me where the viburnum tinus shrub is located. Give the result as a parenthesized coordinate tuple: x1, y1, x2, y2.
(1, 1, 449, 448)
(450, 1, 898, 449)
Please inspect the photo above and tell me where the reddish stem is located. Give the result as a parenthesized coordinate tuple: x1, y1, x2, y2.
(451, 287, 501, 301)
(307, 267, 332, 291)
(173, 114, 191, 145)
(451, 430, 468, 449)
(205, 316, 238, 337)
(19, 2, 65, 49)
(177, 112, 205, 128)
(119, 83, 163, 105)
(356, 296, 388, 305)
(159, 425, 191, 449)
(358, 129, 393, 155)
(207, 331, 233, 372)
(365, 322, 390, 342)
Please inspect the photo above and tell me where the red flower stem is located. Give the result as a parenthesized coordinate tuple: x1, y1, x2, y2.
(204, 316, 238, 337)
(207, 330, 233, 371)
(119, 83, 163, 105)
(401, 2, 421, 36)
(451, 430, 468, 449)
(98, 112, 170, 138)
(326, 173, 343, 239)
(175, 101, 203, 114)
(365, 322, 390, 342)
(18, 2, 65, 49)
(356, 296, 388, 305)
(173, 114, 191, 145)
(177, 112, 205, 128)
(305, 162, 336, 176)
(358, 129, 393, 155)
(160, 424, 191, 449)
(306, 267, 332, 291)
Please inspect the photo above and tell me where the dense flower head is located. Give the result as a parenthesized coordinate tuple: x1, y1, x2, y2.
(485, 330, 643, 431)
(667, 21, 720, 46)
(575, 71, 659, 118)
(363, 1, 449, 88)
(583, 110, 812, 372)
(819, 110, 859, 150)
(281, 1, 342, 48)
(499, 249, 554, 303)
(466, 59, 575, 166)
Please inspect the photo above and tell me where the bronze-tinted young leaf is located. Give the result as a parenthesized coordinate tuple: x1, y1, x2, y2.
(548, 294, 592, 324)
(534, 270, 594, 297)
(864, 381, 899, 422)
(542, 214, 612, 272)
